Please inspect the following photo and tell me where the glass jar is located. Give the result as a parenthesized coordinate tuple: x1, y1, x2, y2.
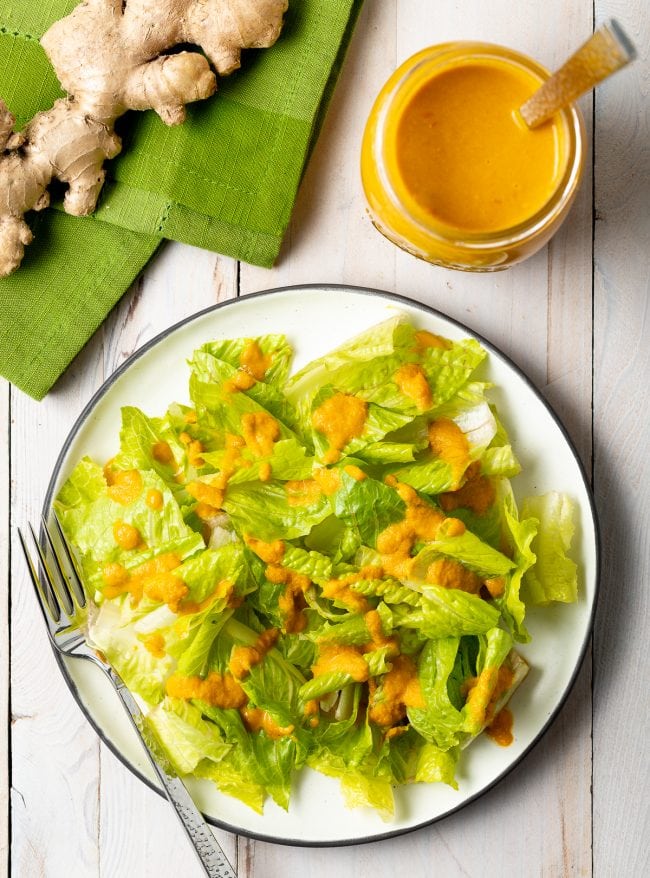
(361, 42, 585, 271)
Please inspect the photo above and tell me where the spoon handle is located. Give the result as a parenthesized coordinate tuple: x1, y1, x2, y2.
(520, 19, 636, 128)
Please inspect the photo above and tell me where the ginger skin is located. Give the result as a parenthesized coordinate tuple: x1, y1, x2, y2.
(0, 0, 287, 276)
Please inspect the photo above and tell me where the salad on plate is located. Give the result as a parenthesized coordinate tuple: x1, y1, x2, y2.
(54, 316, 578, 819)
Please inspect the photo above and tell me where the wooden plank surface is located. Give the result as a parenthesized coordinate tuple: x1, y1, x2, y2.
(0, 379, 8, 877)
(592, 1, 650, 875)
(2, 0, 648, 875)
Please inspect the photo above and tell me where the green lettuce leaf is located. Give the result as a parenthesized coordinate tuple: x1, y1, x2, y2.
(339, 771, 395, 821)
(146, 697, 231, 775)
(304, 515, 361, 563)
(309, 385, 414, 463)
(333, 470, 406, 546)
(413, 530, 516, 579)
(308, 685, 394, 817)
(88, 598, 175, 704)
(54, 459, 204, 588)
(222, 480, 331, 541)
(111, 406, 189, 489)
(461, 627, 513, 736)
(395, 586, 500, 638)
(415, 742, 459, 788)
(202, 436, 313, 484)
(189, 350, 303, 444)
(407, 637, 464, 750)
(496, 488, 537, 642)
(521, 492, 578, 604)
(285, 317, 412, 409)
(197, 334, 293, 386)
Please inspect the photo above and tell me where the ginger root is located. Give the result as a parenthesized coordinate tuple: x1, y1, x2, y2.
(0, 0, 287, 276)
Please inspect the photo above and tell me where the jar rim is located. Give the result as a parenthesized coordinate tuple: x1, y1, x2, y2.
(372, 43, 586, 251)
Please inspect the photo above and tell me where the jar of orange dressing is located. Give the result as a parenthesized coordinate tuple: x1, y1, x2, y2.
(361, 43, 585, 271)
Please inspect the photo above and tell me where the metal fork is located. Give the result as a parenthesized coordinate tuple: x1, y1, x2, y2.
(18, 516, 237, 878)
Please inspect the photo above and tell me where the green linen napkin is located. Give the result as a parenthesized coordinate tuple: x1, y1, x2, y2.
(0, 0, 363, 399)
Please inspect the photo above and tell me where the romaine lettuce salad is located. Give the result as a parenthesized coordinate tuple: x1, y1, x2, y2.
(55, 316, 577, 818)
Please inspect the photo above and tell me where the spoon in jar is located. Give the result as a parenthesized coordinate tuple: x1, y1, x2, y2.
(519, 19, 637, 128)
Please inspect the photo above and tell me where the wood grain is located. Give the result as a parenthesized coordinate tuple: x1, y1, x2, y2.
(592, 1, 650, 875)
(10, 351, 104, 878)
(0, 378, 8, 878)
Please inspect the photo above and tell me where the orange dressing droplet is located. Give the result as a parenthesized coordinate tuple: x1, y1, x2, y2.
(145, 488, 164, 511)
(485, 706, 514, 746)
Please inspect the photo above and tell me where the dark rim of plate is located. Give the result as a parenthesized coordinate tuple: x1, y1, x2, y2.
(41, 283, 601, 848)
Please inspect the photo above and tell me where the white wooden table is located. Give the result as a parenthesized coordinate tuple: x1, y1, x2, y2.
(3, 1, 649, 875)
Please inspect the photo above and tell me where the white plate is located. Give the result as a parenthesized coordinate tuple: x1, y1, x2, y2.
(44, 285, 598, 846)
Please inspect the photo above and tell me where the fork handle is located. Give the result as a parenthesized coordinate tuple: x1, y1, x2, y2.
(113, 679, 237, 878)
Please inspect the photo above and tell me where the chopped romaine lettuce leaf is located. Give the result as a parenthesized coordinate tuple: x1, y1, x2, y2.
(54, 317, 579, 817)
(521, 492, 578, 604)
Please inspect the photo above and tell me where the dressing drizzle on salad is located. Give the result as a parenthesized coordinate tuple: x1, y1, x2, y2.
(312, 392, 368, 463)
(54, 316, 579, 818)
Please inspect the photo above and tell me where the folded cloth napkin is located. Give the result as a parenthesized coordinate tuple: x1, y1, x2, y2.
(0, 0, 363, 399)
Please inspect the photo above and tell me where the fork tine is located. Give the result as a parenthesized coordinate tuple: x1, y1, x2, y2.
(51, 513, 87, 608)
(26, 521, 65, 625)
(17, 527, 60, 630)
(39, 515, 76, 616)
